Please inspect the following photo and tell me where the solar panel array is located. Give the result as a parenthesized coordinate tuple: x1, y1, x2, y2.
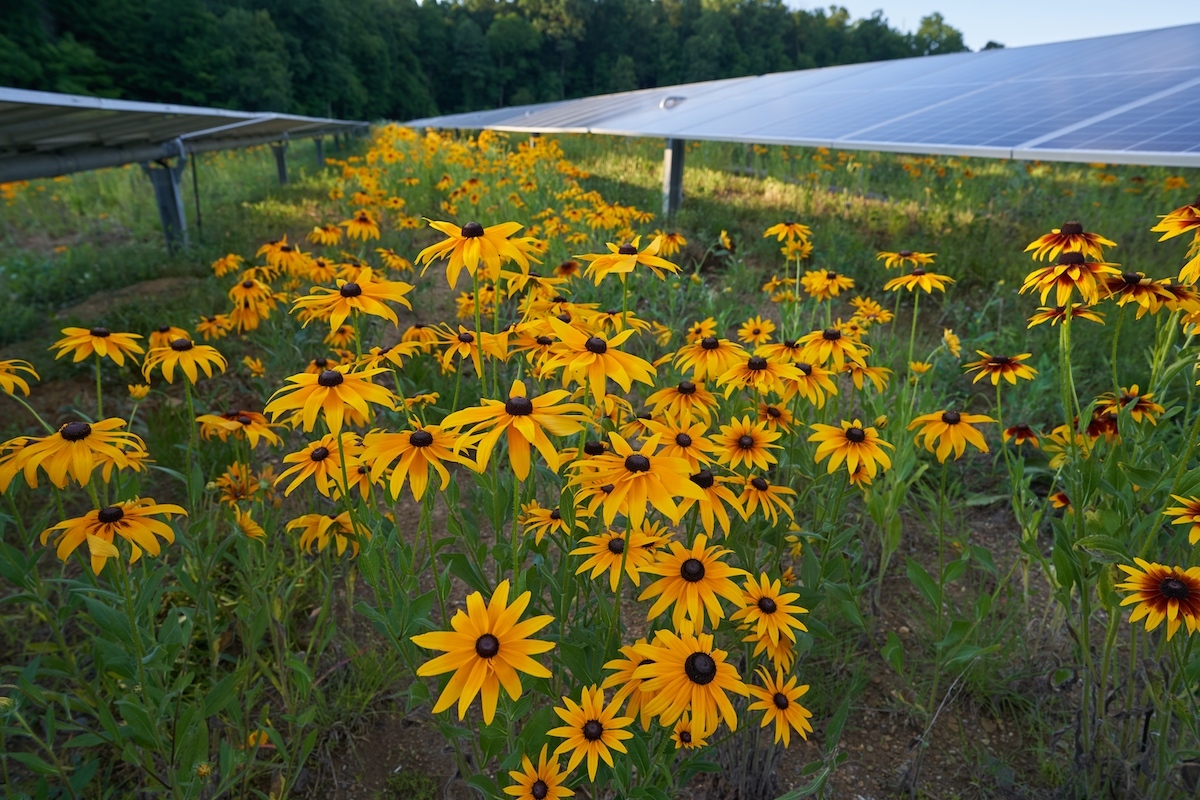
(407, 23, 1200, 167)
(0, 87, 365, 181)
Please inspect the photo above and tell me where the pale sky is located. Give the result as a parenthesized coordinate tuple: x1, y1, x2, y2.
(801, 1, 1200, 51)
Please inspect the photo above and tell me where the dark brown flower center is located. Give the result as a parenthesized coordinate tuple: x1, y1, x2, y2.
(1121, 273, 1142, 285)
(911, 268, 927, 276)
(310, 446, 330, 461)
(607, 537, 625, 554)
(765, 406, 782, 418)
(318, 370, 344, 387)
(989, 355, 1012, 366)
(585, 336, 608, 354)
(461, 222, 485, 238)
(690, 470, 715, 489)
(170, 338, 193, 351)
(773, 692, 789, 709)
(679, 730, 692, 744)
(618, 244, 638, 255)
(1057, 251, 1086, 265)
(680, 557, 705, 582)
(505, 396, 534, 416)
(157, 325, 170, 333)
(457, 331, 474, 343)
(599, 483, 614, 494)
(584, 440, 607, 456)
(674, 433, 693, 448)
(410, 430, 434, 447)
(314, 357, 328, 368)
(1060, 221, 1083, 235)
(89, 326, 111, 338)
(822, 328, 841, 340)
(678, 380, 697, 394)
(1161, 577, 1190, 601)
(237, 415, 252, 425)
(700, 336, 719, 350)
(61, 421, 92, 441)
(582, 720, 604, 741)
(747, 356, 768, 371)
(846, 427, 866, 443)
(97, 506, 124, 524)
(536, 335, 553, 346)
(737, 435, 756, 449)
(758, 596, 778, 614)
(531, 780, 549, 800)
(797, 362, 813, 375)
(624, 454, 650, 473)
(751, 476, 769, 491)
(899, 249, 913, 257)
(340, 282, 362, 297)
(684, 652, 717, 685)
(942, 411, 962, 425)
(825, 271, 837, 279)
(475, 633, 500, 658)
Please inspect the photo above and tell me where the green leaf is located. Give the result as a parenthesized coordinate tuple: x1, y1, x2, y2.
(8, 752, 59, 776)
(905, 558, 939, 607)
(881, 631, 904, 676)
(1075, 535, 1130, 563)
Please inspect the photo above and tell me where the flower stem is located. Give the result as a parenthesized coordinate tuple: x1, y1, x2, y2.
(182, 379, 198, 505)
(94, 354, 103, 419)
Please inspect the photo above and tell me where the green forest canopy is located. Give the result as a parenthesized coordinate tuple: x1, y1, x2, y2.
(2, 0, 973, 121)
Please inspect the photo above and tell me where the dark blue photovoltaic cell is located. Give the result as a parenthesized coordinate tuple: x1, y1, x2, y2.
(407, 23, 1200, 166)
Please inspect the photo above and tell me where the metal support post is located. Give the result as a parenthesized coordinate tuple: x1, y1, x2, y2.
(272, 139, 289, 185)
(662, 138, 685, 219)
(314, 136, 325, 169)
(141, 157, 188, 252)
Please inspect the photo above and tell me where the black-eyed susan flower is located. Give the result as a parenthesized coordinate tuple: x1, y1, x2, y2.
(685, 317, 719, 343)
(1026, 304, 1105, 328)
(52, 326, 144, 366)
(808, 419, 893, 479)
(601, 639, 658, 729)
(678, 469, 744, 537)
(504, 745, 573, 800)
(572, 527, 662, 591)
(1025, 221, 1116, 261)
(730, 574, 807, 645)
(576, 236, 679, 284)
(522, 500, 586, 544)
(340, 209, 381, 241)
(292, 268, 414, 331)
(16, 419, 145, 489)
(1103, 272, 1173, 318)
(757, 403, 794, 433)
(737, 315, 776, 346)
(632, 622, 749, 735)
(142, 338, 227, 384)
(276, 434, 361, 497)
(739, 474, 796, 525)
(747, 666, 813, 746)
(215, 462, 259, 506)
(1116, 559, 1200, 640)
(674, 336, 748, 381)
(548, 685, 633, 780)
(942, 328, 962, 358)
(713, 416, 781, 472)
(412, 579, 554, 724)
(908, 410, 995, 462)
(800, 269, 854, 300)
(1096, 385, 1165, 425)
(876, 249, 936, 270)
(542, 318, 656, 404)
(40, 498, 184, 574)
(645, 380, 719, 424)
(362, 423, 463, 501)
(796, 327, 869, 368)
(442, 379, 590, 480)
(883, 267, 954, 294)
(716, 354, 801, 398)
(963, 352, 1038, 385)
(148, 325, 190, 350)
(843, 362, 890, 394)
(308, 224, 343, 246)
(1021, 252, 1120, 307)
(417, 220, 530, 287)
(568, 432, 704, 528)
(128, 383, 150, 400)
(196, 410, 283, 449)
(672, 713, 707, 749)
(638, 534, 747, 629)
(1164, 496, 1200, 545)
(1003, 424, 1039, 447)
(265, 366, 394, 435)
(196, 314, 232, 341)
(764, 221, 812, 241)
(235, 508, 266, 541)
(781, 361, 838, 409)
(643, 415, 716, 472)
(0, 359, 38, 396)
(288, 511, 367, 557)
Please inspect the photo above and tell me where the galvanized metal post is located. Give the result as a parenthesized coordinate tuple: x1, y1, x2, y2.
(662, 138, 685, 219)
(314, 136, 325, 169)
(141, 158, 188, 252)
(271, 140, 289, 184)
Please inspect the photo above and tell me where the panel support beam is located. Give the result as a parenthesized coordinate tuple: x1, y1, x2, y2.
(662, 138, 685, 219)
(314, 136, 325, 169)
(141, 158, 188, 253)
(271, 140, 289, 185)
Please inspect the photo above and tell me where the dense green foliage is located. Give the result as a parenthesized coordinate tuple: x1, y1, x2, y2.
(2, 0, 968, 119)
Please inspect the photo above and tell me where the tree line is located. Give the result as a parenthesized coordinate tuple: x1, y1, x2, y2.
(2, 0, 975, 121)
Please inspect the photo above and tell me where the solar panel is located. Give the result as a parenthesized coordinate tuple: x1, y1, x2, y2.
(406, 23, 1200, 168)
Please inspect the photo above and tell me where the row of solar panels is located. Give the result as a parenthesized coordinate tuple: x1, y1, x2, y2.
(0, 87, 365, 182)
(407, 23, 1200, 167)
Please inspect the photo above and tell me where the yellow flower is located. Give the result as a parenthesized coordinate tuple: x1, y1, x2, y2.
(638, 534, 748, 629)
(416, 220, 529, 287)
(632, 622, 749, 735)
(127, 384, 150, 400)
(0, 360, 39, 396)
(1116, 559, 1200, 640)
(235, 508, 266, 540)
(504, 745, 573, 800)
(291, 268, 414, 331)
(576, 235, 679, 284)
(16, 419, 146, 489)
(883, 268, 953, 294)
(287, 511, 367, 557)
(541, 317, 656, 404)
(962, 352, 1037, 385)
(142, 338, 227, 384)
(548, 686, 633, 780)
(747, 666, 813, 746)
(40, 498, 184, 575)
(808, 419, 893, 479)
(52, 326, 144, 366)
(942, 328, 961, 358)
(340, 209, 381, 241)
(908, 410, 995, 462)
(737, 315, 776, 346)
(265, 365, 394, 435)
